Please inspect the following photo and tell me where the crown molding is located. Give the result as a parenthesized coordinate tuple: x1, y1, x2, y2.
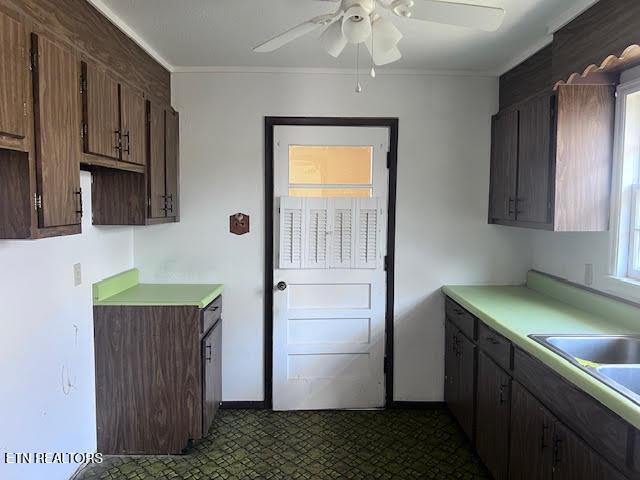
(171, 65, 496, 77)
(546, 0, 600, 35)
(85, 0, 174, 72)
(492, 35, 553, 77)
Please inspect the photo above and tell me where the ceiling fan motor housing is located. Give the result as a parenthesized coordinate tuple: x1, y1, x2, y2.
(341, 0, 376, 44)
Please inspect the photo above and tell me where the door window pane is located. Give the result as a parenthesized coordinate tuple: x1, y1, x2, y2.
(289, 146, 373, 185)
(289, 188, 372, 198)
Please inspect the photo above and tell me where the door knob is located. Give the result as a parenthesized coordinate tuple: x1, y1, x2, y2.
(276, 281, 287, 291)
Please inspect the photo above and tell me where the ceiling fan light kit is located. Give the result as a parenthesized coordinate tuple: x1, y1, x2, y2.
(253, 0, 506, 90)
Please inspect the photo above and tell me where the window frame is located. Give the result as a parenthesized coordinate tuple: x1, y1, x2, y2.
(608, 75, 640, 292)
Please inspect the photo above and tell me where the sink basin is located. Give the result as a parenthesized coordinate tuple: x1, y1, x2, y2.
(597, 366, 640, 397)
(530, 334, 640, 406)
(538, 335, 640, 364)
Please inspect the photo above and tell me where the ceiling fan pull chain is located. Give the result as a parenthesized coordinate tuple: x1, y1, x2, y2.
(370, 17, 376, 79)
(355, 42, 362, 93)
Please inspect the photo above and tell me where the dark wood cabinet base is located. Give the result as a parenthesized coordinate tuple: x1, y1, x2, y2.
(94, 297, 222, 455)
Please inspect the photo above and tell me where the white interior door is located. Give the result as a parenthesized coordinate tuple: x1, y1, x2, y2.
(273, 125, 389, 410)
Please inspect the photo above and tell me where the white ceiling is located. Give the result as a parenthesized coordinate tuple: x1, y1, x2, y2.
(97, 0, 596, 73)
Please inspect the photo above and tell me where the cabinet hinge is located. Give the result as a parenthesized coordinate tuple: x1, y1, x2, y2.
(383, 356, 388, 374)
(20, 46, 25, 59)
(81, 122, 87, 139)
(384, 255, 388, 271)
(29, 49, 38, 71)
(80, 74, 87, 94)
(34, 193, 42, 211)
(386, 151, 391, 169)
(23, 102, 27, 117)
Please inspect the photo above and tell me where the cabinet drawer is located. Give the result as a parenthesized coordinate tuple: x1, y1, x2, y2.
(445, 297, 476, 340)
(201, 295, 222, 335)
(477, 323, 512, 370)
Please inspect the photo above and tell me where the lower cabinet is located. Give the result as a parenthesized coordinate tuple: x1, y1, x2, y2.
(94, 296, 222, 454)
(444, 295, 631, 480)
(444, 317, 476, 439)
(202, 318, 222, 435)
(476, 351, 511, 480)
(509, 381, 553, 480)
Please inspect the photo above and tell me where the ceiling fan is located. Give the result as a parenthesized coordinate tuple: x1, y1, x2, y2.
(253, 0, 506, 67)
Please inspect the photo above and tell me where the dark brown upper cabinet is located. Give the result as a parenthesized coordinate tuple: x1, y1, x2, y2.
(489, 84, 615, 231)
(148, 101, 166, 219)
(0, 10, 28, 151)
(165, 107, 179, 219)
(489, 109, 518, 222)
(120, 83, 146, 166)
(32, 32, 82, 229)
(81, 61, 120, 160)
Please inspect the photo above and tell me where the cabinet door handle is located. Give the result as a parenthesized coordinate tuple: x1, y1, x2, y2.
(553, 435, 562, 468)
(123, 130, 130, 155)
(205, 344, 212, 362)
(74, 188, 83, 218)
(114, 129, 122, 152)
(508, 197, 515, 215)
(540, 422, 549, 451)
(499, 383, 509, 405)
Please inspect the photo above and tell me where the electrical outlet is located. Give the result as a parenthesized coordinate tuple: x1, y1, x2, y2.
(73, 263, 82, 286)
(584, 263, 594, 286)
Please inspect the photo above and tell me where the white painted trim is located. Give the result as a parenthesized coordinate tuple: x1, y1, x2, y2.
(546, 0, 600, 35)
(85, 0, 174, 72)
(171, 65, 495, 77)
(493, 35, 553, 76)
(602, 275, 640, 303)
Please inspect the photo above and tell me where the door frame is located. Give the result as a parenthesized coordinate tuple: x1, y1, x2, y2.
(264, 116, 399, 409)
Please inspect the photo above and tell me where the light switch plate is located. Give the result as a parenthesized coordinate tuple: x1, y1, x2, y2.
(73, 263, 82, 286)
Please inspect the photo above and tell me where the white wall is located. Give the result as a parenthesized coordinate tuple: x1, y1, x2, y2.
(134, 71, 533, 402)
(0, 172, 134, 480)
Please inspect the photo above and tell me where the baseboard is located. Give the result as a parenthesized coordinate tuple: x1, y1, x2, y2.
(220, 401, 267, 409)
(389, 401, 446, 409)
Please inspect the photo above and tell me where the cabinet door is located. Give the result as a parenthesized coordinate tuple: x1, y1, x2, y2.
(517, 95, 553, 224)
(165, 108, 179, 218)
(120, 84, 145, 165)
(0, 11, 27, 141)
(476, 351, 511, 480)
(202, 322, 222, 435)
(444, 319, 459, 416)
(509, 381, 553, 480)
(457, 332, 476, 440)
(32, 33, 81, 228)
(82, 61, 120, 160)
(489, 109, 519, 222)
(147, 101, 166, 218)
(552, 422, 625, 480)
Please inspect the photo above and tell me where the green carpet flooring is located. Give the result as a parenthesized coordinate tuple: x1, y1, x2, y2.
(76, 408, 489, 479)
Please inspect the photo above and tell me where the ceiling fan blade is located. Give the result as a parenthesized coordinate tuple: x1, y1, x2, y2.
(397, 0, 505, 32)
(254, 14, 338, 53)
(320, 20, 347, 57)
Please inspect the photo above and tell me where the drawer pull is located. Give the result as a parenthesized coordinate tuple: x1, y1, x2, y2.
(499, 383, 509, 405)
(453, 308, 464, 314)
(205, 344, 212, 362)
(210, 306, 219, 312)
(485, 335, 501, 345)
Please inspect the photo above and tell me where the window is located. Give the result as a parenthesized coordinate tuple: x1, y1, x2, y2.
(611, 81, 640, 283)
(288, 145, 373, 198)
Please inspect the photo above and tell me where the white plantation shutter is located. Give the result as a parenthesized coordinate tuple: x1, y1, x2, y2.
(279, 197, 381, 270)
(304, 198, 329, 269)
(356, 198, 379, 269)
(330, 198, 355, 269)
(279, 197, 303, 269)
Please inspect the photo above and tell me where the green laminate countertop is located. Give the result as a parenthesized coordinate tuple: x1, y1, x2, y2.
(443, 271, 640, 430)
(93, 269, 223, 309)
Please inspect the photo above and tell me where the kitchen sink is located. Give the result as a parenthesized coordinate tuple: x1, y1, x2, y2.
(530, 334, 640, 406)
(540, 335, 640, 364)
(596, 366, 640, 397)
